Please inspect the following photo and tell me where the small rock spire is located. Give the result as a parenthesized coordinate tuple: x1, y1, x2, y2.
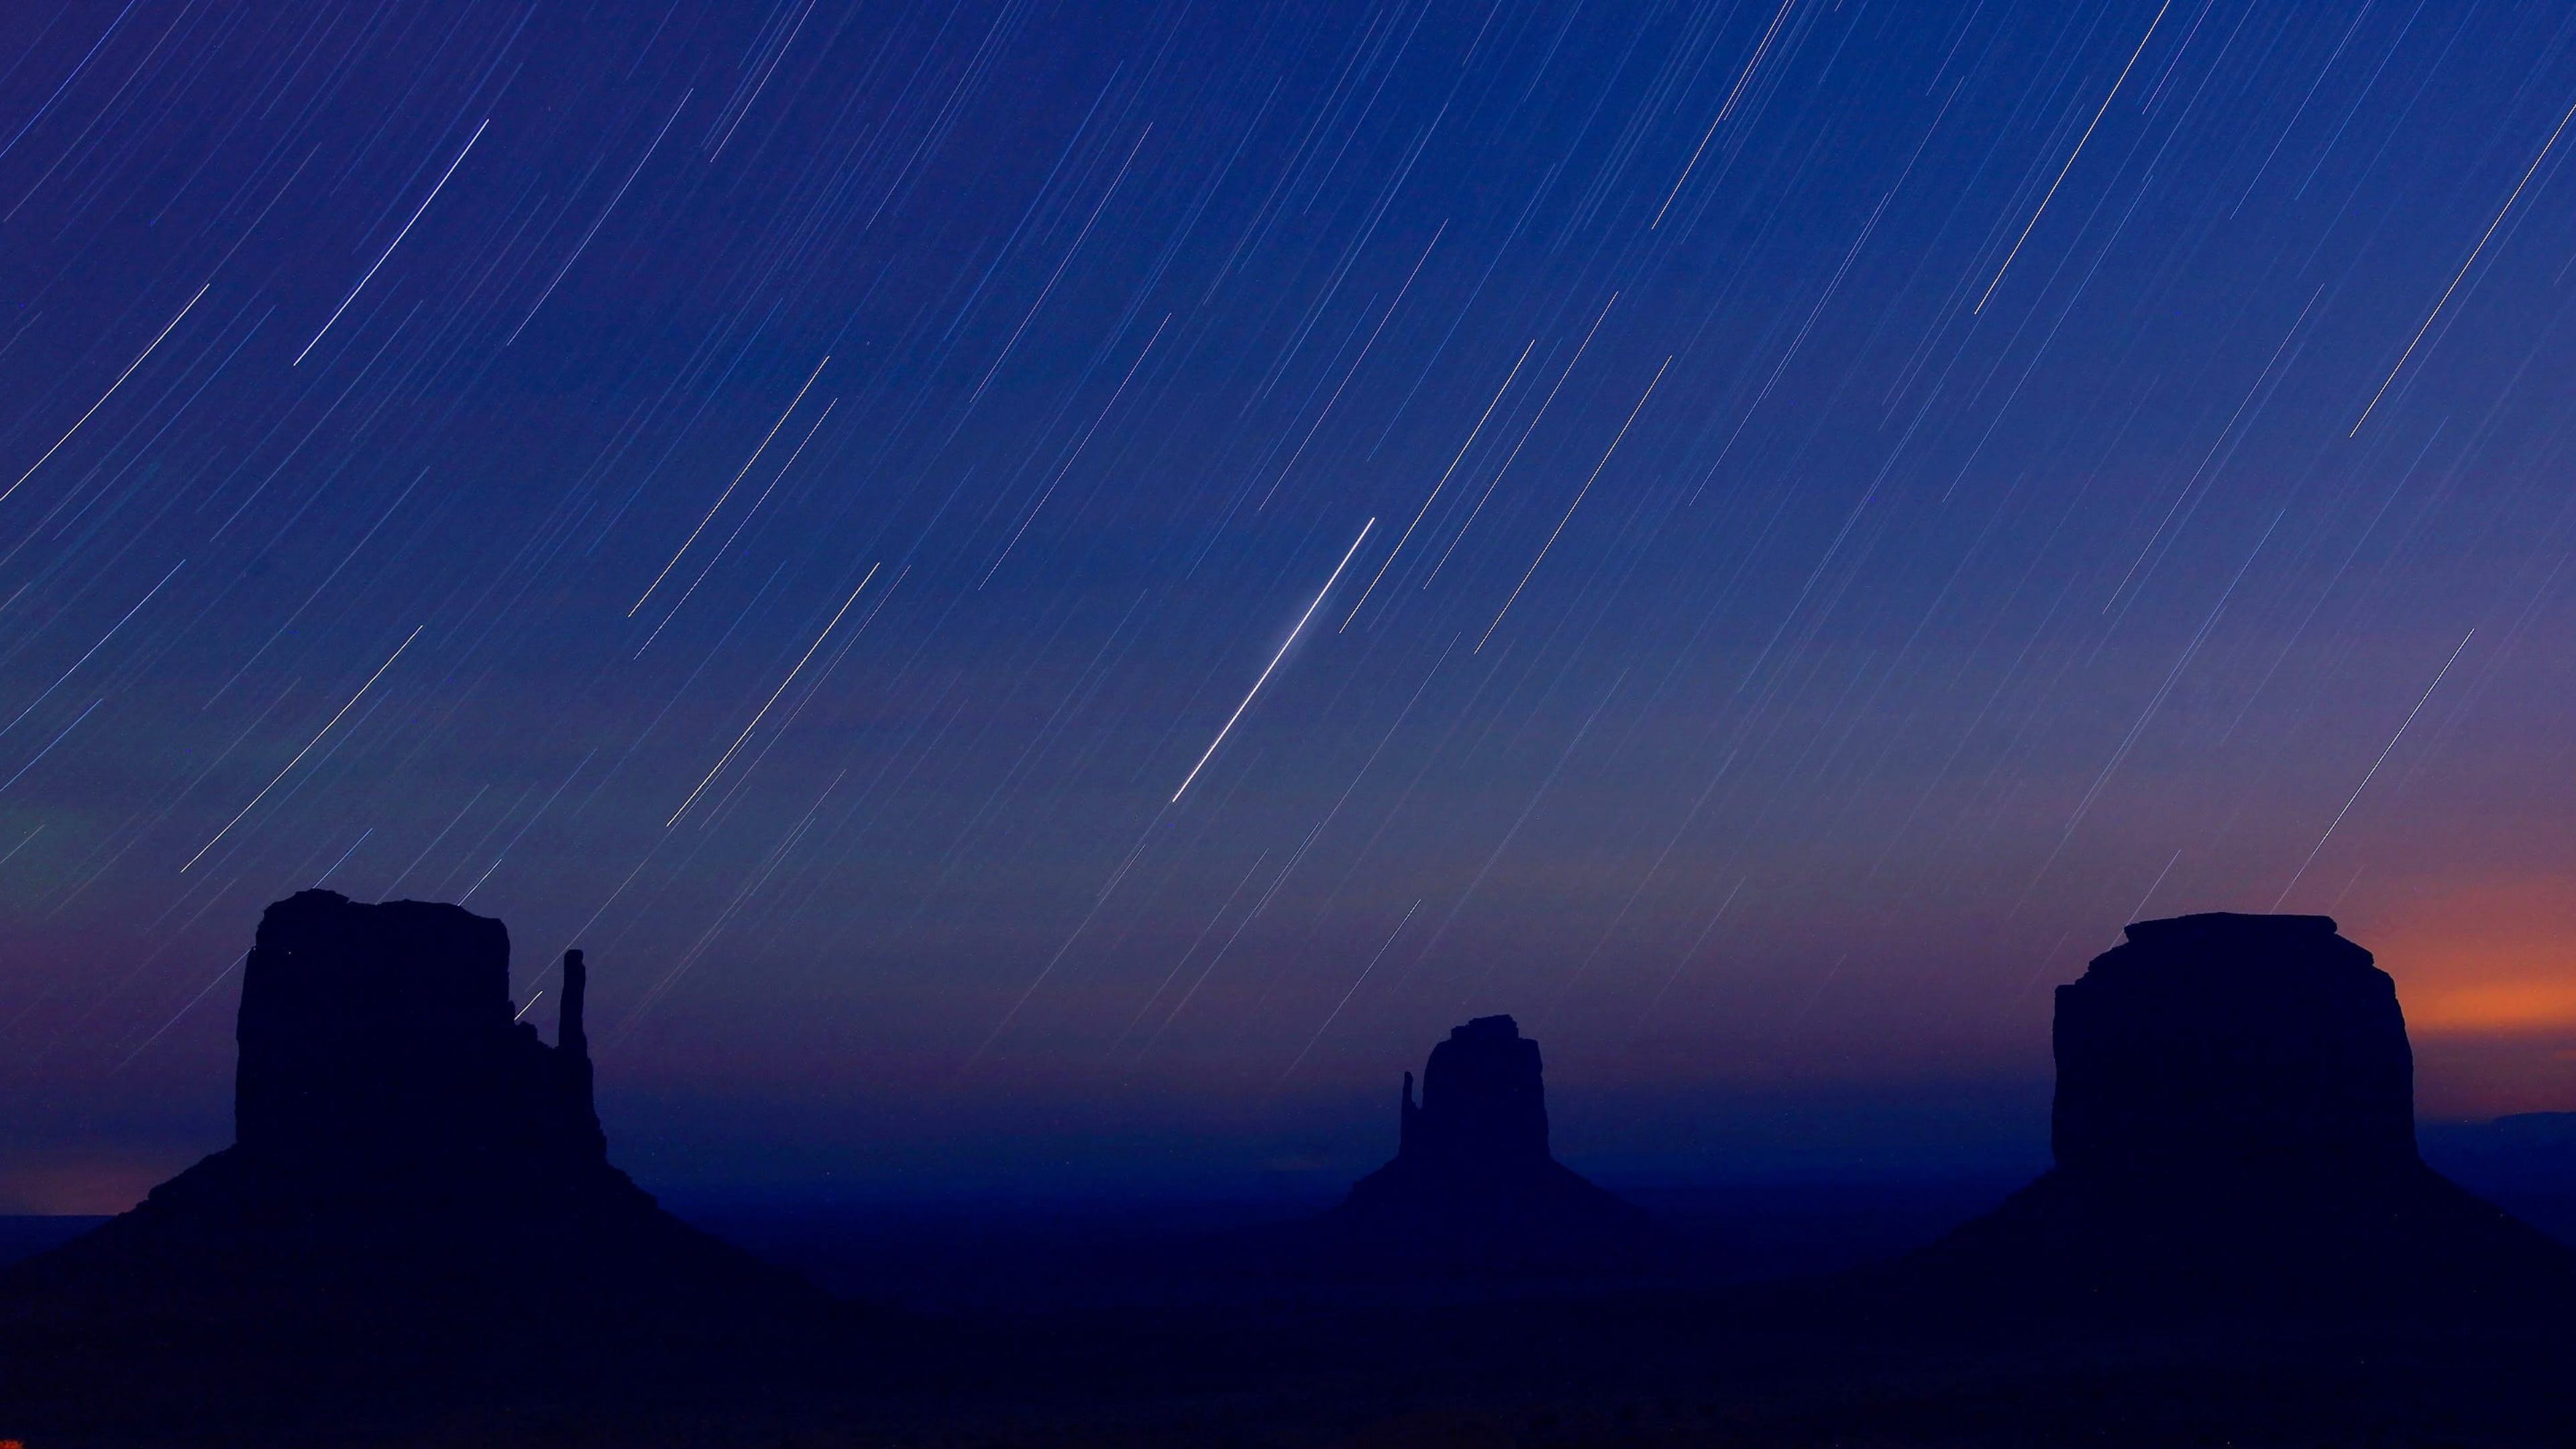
(555, 947, 604, 1162)
(1399, 1070, 1418, 1157)
(558, 949, 588, 1059)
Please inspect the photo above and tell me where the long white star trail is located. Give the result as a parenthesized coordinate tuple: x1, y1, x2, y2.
(293, 119, 488, 366)
(1171, 517, 1373, 804)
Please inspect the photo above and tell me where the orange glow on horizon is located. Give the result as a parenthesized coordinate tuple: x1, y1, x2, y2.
(2363, 879, 2576, 1036)
(2404, 979, 2576, 1034)
(2350, 877, 2576, 1116)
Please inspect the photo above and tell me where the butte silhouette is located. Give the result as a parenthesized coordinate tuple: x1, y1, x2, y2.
(0, 890, 822, 1366)
(1304, 1014, 1654, 1275)
(1902, 912, 2576, 1318)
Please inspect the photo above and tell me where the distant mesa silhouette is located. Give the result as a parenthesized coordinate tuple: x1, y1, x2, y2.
(1307, 1014, 1654, 1275)
(2485, 1110, 2576, 1146)
(2455, 1110, 2576, 1193)
(0, 890, 822, 1362)
(1902, 912, 2576, 1316)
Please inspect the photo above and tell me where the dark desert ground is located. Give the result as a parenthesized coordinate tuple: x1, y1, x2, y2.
(10, 0, 2576, 1442)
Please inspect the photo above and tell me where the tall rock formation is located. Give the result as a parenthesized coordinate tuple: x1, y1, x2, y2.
(230, 895, 606, 1179)
(1908, 912, 2576, 1316)
(1393, 1014, 1552, 1176)
(1, 891, 818, 1356)
(1316, 1016, 1651, 1273)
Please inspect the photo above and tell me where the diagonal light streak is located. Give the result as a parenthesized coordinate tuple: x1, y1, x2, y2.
(1171, 519, 1373, 804)
(182, 627, 423, 872)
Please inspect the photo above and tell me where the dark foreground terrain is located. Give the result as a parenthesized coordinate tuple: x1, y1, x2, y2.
(7, 1180, 2576, 1449)
(12, 1150, 2565, 1444)
(9, 1267, 2576, 1448)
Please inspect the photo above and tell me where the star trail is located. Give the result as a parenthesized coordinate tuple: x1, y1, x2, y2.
(4, 0, 2575, 1208)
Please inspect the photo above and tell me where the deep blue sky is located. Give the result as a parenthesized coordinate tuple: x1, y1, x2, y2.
(5, 0, 2576, 1211)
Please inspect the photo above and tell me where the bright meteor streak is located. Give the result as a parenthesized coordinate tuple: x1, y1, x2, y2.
(1171, 518, 1374, 804)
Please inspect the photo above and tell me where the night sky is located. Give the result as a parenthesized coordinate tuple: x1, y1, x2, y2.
(6, 0, 2575, 1213)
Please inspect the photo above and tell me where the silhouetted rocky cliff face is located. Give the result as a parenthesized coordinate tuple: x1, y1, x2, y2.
(1396, 1014, 1552, 1177)
(2051, 914, 2416, 1186)
(0, 891, 818, 1358)
(1907, 912, 2576, 1317)
(1318, 1016, 1652, 1274)
(233, 892, 607, 1180)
